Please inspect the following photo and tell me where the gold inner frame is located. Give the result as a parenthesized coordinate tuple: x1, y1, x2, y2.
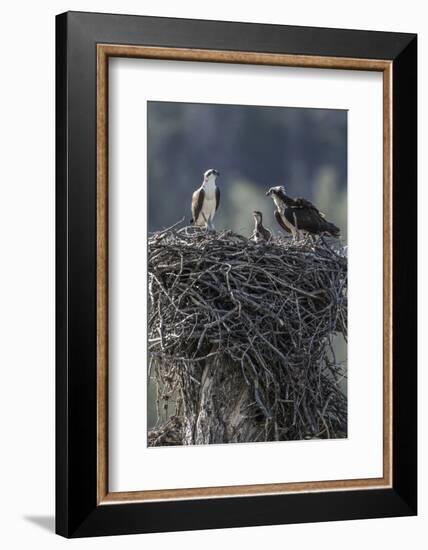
(96, 44, 393, 505)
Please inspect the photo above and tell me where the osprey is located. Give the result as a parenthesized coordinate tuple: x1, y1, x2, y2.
(250, 211, 272, 243)
(190, 169, 220, 230)
(266, 186, 340, 239)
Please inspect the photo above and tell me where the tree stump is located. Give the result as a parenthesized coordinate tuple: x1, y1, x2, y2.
(148, 227, 347, 446)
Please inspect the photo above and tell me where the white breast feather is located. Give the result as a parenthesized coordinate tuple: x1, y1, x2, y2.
(273, 195, 296, 232)
(273, 195, 285, 211)
(195, 178, 217, 226)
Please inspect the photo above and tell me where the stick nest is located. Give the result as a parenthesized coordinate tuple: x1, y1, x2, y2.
(148, 226, 348, 443)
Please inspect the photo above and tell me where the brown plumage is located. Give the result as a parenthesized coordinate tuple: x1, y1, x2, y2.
(190, 169, 220, 229)
(250, 211, 272, 243)
(266, 186, 340, 238)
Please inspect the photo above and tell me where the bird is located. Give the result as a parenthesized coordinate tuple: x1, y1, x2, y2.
(190, 169, 221, 230)
(250, 211, 272, 243)
(266, 186, 340, 239)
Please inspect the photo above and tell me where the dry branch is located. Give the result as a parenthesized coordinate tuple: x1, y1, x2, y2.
(148, 226, 347, 445)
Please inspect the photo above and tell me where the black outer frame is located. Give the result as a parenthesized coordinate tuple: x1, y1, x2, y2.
(56, 11, 417, 538)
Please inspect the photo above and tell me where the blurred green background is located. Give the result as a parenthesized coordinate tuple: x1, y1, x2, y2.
(148, 101, 347, 241)
(147, 101, 348, 431)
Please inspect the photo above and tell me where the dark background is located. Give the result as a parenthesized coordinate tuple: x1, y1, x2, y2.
(147, 101, 347, 240)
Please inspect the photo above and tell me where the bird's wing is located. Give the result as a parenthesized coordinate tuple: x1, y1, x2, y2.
(191, 188, 205, 223)
(274, 210, 292, 233)
(293, 197, 317, 209)
(292, 208, 316, 232)
(293, 198, 328, 223)
(215, 186, 220, 212)
(288, 198, 339, 235)
(293, 207, 325, 233)
(263, 227, 273, 241)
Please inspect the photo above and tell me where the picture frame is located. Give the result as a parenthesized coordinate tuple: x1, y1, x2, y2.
(56, 11, 417, 538)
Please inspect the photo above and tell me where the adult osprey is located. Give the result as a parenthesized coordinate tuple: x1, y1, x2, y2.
(250, 211, 272, 243)
(266, 186, 340, 238)
(190, 169, 220, 230)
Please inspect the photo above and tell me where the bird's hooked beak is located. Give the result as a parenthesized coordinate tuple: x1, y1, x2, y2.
(266, 186, 284, 196)
(213, 169, 220, 177)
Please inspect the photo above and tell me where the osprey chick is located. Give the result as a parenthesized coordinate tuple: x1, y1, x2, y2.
(266, 186, 340, 239)
(250, 211, 272, 243)
(190, 169, 220, 230)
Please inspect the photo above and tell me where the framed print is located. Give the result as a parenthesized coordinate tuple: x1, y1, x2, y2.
(56, 11, 417, 538)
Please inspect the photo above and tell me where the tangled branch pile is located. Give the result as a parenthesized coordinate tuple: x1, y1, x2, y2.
(148, 226, 347, 445)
